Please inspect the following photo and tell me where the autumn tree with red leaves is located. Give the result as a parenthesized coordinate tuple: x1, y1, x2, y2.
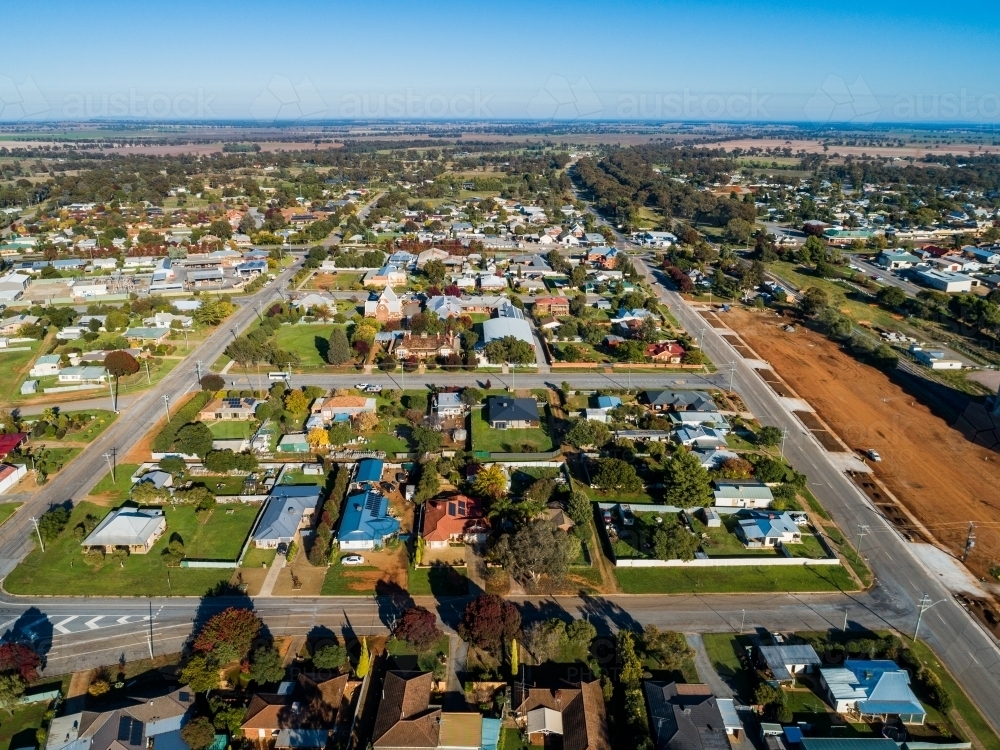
(0, 644, 41, 682)
(105, 350, 140, 411)
(393, 607, 442, 650)
(457, 594, 521, 656)
(193, 607, 262, 661)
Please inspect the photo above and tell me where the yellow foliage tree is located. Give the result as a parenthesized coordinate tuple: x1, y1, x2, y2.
(307, 427, 330, 448)
(472, 464, 508, 501)
(284, 389, 309, 414)
(353, 411, 379, 432)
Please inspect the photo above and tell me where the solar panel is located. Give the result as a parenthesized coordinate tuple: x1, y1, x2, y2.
(117, 717, 132, 742)
(130, 718, 143, 746)
(458, 501, 467, 516)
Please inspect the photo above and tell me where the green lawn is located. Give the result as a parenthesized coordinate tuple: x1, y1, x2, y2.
(321, 563, 378, 596)
(615, 563, 859, 594)
(700, 633, 755, 700)
(0, 680, 65, 750)
(0, 502, 21, 528)
(89, 463, 140, 501)
(408, 565, 469, 597)
(273, 324, 348, 368)
(5, 502, 256, 596)
(470, 406, 553, 454)
(551, 342, 611, 364)
(207, 420, 256, 439)
(3, 340, 41, 396)
(241, 546, 277, 568)
(36, 409, 118, 442)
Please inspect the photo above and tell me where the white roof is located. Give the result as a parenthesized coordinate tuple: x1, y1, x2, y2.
(83, 508, 164, 547)
(526, 708, 562, 736)
(481, 317, 534, 347)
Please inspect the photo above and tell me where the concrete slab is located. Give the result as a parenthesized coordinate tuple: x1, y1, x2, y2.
(826, 453, 872, 473)
(909, 543, 985, 596)
(744, 359, 771, 369)
(780, 397, 813, 412)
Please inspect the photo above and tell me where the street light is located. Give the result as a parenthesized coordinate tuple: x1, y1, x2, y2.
(913, 593, 947, 642)
(162, 395, 171, 421)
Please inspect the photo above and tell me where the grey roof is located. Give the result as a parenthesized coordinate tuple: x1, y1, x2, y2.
(644, 390, 716, 411)
(487, 396, 539, 424)
(644, 682, 729, 750)
(254, 485, 322, 544)
(758, 644, 821, 681)
(713, 482, 774, 502)
(82, 508, 164, 548)
(481, 316, 534, 347)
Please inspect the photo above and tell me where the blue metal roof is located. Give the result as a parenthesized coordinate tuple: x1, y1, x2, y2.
(596, 395, 622, 409)
(355, 458, 383, 483)
(338, 490, 400, 545)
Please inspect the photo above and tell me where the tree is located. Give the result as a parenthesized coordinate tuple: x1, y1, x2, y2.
(717, 456, 754, 479)
(327, 327, 352, 365)
(876, 285, 907, 309)
(312, 643, 348, 670)
(640, 626, 692, 670)
(0, 673, 26, 714)
(592, 458, 642, 493)
(393, 607, 442, 650)
(493, 519, 571, 585)
(355, 637, 370, 678)
(483, 336, 535, 366)
(104, 350, 139, 411)
(458, 594, 521, 655)
(180, 655, 219, 693)
(411, 426, 442, 454)
(200, 373, 225, 392)
(193, 607, 262, 659)
(284, 389, 309, 414)
(176, 422, 214, 458)
(460, 387, 483, 406)
(307, 427, 330, 448)
(567, 491, 594, 527)
(249, 646, 285, 685)
(800, 287, 829, 316)
(663, 449, 712, 507)
(653, 523, 699, 561)
(564, 419, 611, 449)
(423, 259, 446, 284)
(757, 425, 783, 448)
(510, 638, 519, 676)
(0, 644, 40, 682)
(204, 449, 237, 473)
(617, 631, 643, 688)
(413, 461, 440, 504)
(37, 506, 70, 542)
(180, 717, 216, 750)
(472, 464, 508, 501)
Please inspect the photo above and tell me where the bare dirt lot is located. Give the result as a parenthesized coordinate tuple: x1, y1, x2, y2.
(712, 137, 1000, 158)
(728, 307, 1000, 577)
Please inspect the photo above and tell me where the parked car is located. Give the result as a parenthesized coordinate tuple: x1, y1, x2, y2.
(867, 449, 882, 462)
(365, 384, 383, 393)
(276, 542, 288, 555)
(395, 472, 407, 483)
(619, 504, 635, 527)
(602, 509, 613, 524)
(355, 383, 370, 390)
(381, 481, 396, 494)
(342, 555, 365, 566)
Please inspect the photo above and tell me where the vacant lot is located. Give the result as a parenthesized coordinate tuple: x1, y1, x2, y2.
(273, 324, 349, 368)
(728, 307, 1000, 577)
(615, 563, 858, 594)
(471, 406, 553, 454)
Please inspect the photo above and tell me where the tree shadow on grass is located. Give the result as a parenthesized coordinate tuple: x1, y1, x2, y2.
(314, 336, 330, 363)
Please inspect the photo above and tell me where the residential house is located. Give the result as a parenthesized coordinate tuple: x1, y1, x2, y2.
(667, 411, 729, 431)
(294, 293, 337, 314)
(0, 313, 38, 335)
(198, 397, 261, 421)
(480, 318, 535, 361)
(587, 246, 618, 268)
(433, 392, 464, 418)
(45, 687, 194, 750)
(819, 660, 926, 725)
(0, 463, 27, 494)
(416, 247, 451, 268)
(693, 448, 739, 470)
(421, 495, 489, 548)
(57, 366, 109, 384)
(253, 485, 322, 548)
(486, 396, 540, 429)
(643, 390, 716, 412)
(81, 507, 166, 554)
(372, 671, 486, 750)
(673, 426, 728, 450)
(478, 273, 507, 291)
(713, 481, 773, 509)
(511, 681, 610, 750)
(533, 296, 570, 316)
(734, 510, 802, 548)
(635, 231, 677, 248)
(583, 233, 607, 248)
(646, 343, 685, 364)
(312, 396, 376, 422)
(758, 643, 822, 683)
(144, 312, 193, 328)
(644, 681, 736, 750)
(354, 458, 384, 485)
(124, 327, 171, 345)
(394, 332, 459, 361)
(29, 354, 63, 378)
(365, 286, 404, 322)
(337, 490, 401, 550)
(363, 265, 408, 287)
(241, 674, 351, 741)
(0, 433, 27, 460)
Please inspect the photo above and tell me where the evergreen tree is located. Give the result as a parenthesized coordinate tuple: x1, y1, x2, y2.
(663, 448, 712, 507)
(327, 327, 352, 365)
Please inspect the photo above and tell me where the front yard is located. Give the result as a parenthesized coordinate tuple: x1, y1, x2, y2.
(470, 406, 554, 454)
(273, 323, 352, 368)
(207, 420, 256, 439)
(615, 563, 858, 594)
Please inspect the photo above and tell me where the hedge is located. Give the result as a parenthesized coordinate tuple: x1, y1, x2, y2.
(151, 392, 214, 453)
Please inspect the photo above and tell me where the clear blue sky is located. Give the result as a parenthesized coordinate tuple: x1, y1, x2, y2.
(2, 0, 999, 123)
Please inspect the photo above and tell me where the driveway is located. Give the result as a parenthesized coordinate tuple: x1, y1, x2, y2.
(685, 633, 736, 698)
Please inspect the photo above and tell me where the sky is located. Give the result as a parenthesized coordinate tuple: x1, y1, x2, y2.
(1, 0, 999, 124)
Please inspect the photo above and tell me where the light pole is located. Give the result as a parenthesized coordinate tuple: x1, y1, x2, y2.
(162, 395, 171, 422)
(855, 524, 870, 565)
(196, 360, 203, 384)
(779, 426, 788, 458)
(739, 609, 746, 634)
(145, 360, 151, 385)
(912, 593, 946, 642)
(103, 451, 116, 483)
(30, 516, 44, 552)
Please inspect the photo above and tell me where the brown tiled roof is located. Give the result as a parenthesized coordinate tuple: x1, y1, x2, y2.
(421, 495, 489, 542)
(241, 675, 350, 733)
(371, 671, 440, 749)
(324, 396, 370, 408)
(513, 681, 610, 750)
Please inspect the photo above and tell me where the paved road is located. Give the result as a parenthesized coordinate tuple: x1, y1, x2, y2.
(0, 260, 305, 579)
(632, 254, 1000, 734)
(850, 257, 923, 296)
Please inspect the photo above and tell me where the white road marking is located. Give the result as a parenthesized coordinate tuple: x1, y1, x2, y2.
(85, 616, 103, 630)
(53, 616, 78, 635)
(116, 616, 132, 625)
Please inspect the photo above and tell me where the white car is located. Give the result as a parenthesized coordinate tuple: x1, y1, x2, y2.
(341, 555, 366, 566)
(867, 449, 882, 462)
(365, 384, 383, 393)
(354, 383, 370, 391)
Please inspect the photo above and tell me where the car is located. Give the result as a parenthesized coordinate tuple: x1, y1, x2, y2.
(276, 542, 288, 555)
(602, 509, 613, 524)
(867, 449, 882, 462)
(342, 555, 365, 566)
(395, 472, 407, 483)
(365, 384, 383, 393)
(381, 481, 396, 494)
(355, 383, 370, 390)
(619, 504, 635, 527)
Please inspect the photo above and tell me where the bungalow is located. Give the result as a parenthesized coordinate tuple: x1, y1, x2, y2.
(198, 397, 261, 421)
(124, 327, 171, 345)
(667, 411, 730, 431)
(820, 660, 926, 725)
(241, 674, 350, 741)
(646, 342, 684, 364)
(372, 671, 487, 750)
(394, 332, 459, 361)
(416, 247, 450, 268)
(433, 391, 464, 417)
(337, 490, 400, 550)
(643, 390, 716, 412)
(82, 507, 166, 554)
(421, 494, 489, 548)
(0, 313, 38, 336)
(294, 293, 337, 314)
(713, 481, 774, 509)
(673, 426, 728, 450)
(363, 265, 408, 287)
(511, 681, 610, 750)
(610, 308, 653, 325)
(477, 273, 507, 291)
(29, 354, 63, 378)
(312, 395, 376, 421)
(253, 485, 322, 548)
(486, 396, 540, 429)
(365, 285, 404, 322)
(533, 296, 570, 316)
(57, 366, 109, 384)
(734, 510, 801, 548)
(758, 643, 822, 683)
(583, 233, 607, 248)
(645, 682, 733, 750)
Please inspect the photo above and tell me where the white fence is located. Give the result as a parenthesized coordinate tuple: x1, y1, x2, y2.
(615, 557, 842, 568)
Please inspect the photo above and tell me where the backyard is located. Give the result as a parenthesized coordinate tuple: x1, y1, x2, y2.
(470, 406, 554, 454)
(207, 420, 256, 439)
(4, 501, 259, 596)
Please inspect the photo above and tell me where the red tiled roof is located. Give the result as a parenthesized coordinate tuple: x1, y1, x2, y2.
(0, 434, 27, 459)
(421, 495, 489, 542)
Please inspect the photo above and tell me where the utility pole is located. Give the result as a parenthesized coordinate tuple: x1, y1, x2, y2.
(913, 593, 934, 641)
(103, 451, 116, 483)
(855, 524, 870, 565)
(779, 426, 788, 458)
(739, 609, 746, 634)
(30, 517, 44, 552)
(145, 360, 151, 385)
(107, 376, 118, 413)
(728, 360, 736, 392)
(962, 522, 976, 562)
(195, 360, 203, 384)
(843, 606, 849, 632)
(162, 395, 171, 422)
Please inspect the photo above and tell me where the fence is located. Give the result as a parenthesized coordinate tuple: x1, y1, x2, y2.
(473, 448, 563, 462)
(180, 559, 238, 568)
(614, 557, 842, 568)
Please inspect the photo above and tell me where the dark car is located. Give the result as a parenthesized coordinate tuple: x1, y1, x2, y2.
(381, 481, 396, 494)
(395, 472, 407, 483)
(602, 509, 613, 524)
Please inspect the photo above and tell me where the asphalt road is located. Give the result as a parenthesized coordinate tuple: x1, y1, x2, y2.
(632, 254, 1000, 733)
(851, 257, 924, 296)
(0, 260, 305, 580)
